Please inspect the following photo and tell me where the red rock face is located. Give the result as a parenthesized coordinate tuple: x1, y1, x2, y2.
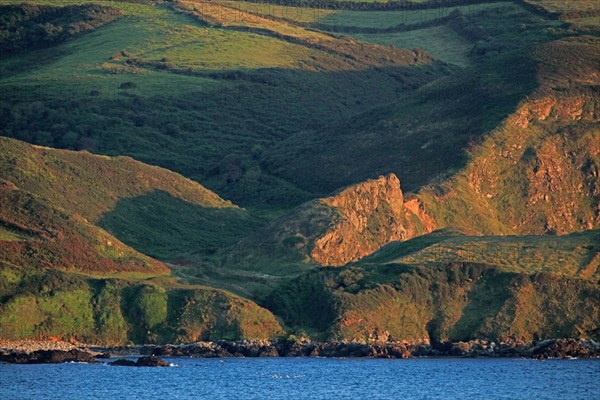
(310, 174, 435, 266)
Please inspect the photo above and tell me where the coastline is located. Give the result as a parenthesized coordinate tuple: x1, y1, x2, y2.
(2, 338, 600, 364)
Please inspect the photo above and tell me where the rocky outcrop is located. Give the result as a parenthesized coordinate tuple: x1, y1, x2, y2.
(109, 359, 137, 367)
(141, 340, 279, 358)
(0, 349, 97, 364)
(311, 174, 435, 266)
(417, 37, 600, 238)
(109, 356, 171, 367)
(531, 339, 600, 359)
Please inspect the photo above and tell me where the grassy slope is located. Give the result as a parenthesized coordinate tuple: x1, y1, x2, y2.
(360, 229, 600, 279)
(263, 2, 550, 195)
(0, 3, 123, 54)
(0, 136, 233, 223)
(0, 136, 285, 342)
(171, 2, 599, 290)
(0, 262, 283, 344)
(318, 2, 513, 28)
(0, 182, 169, 276)
(268, 261, 600, 342)
(0, 0, 598, 343)
(353, 26, 472, 67)
(523, 0, 600, 14)
(260, 3, 598, 256)
(0, 136, 261, 262)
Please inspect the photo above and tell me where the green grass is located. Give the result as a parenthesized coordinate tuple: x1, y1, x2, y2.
(219, 1, 335, 23)
(524, 0, 600, 14)
(319, 2, 516, 29)
(1, 0, 599, 344)
(0, 2, 317, 94)
(0, 263, 283, 343)
(269, 262, 600, 341)
(0, 137, 234, 222)
(567, 16, 600, 29)
(1, 1, 447, 208)
(360, 230, 600, 279)
(0, 226, 26, 241)
(98, 190, 262, 262)
(354, 25, 472, 66)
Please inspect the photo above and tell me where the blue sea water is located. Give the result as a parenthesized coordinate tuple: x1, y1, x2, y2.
(1, 357, 599, 400)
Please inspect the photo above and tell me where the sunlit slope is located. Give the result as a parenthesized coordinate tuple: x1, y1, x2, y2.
(175, 0, 436, 71)
(0, 136, 233, 223)
(360, 229, 600, 280)
(0, 182, 169, 276)
(416, 36, 600, 236)
(0, 136, 260, 263)
(258, 8, 598, 266)
(0, 262, 283, 343)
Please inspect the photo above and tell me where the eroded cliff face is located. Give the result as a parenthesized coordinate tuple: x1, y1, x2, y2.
(417, 37, 600, 237)
(421, 91, 599, 235)
(310, 174, 435, 266)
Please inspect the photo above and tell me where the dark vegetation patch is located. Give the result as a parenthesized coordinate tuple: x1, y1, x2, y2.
(98, 190, 262, 262)
(0, 3, 122, 55)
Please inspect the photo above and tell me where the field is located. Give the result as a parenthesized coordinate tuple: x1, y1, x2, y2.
(354, 25, 472, 66)
(219, 1, 335, 23)
(318, 2, 517, 28)
(0, 0, 449, 209)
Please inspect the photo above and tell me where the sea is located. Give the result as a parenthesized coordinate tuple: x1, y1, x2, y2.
(1, 357, 599, 399)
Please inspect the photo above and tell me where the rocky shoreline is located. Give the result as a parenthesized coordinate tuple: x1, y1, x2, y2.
(131, 338, 600, 360)
(1, 338, 599, 364)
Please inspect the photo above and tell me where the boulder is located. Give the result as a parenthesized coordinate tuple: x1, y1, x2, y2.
(135, 356, 171, 367)
(109, 359, 137, 367)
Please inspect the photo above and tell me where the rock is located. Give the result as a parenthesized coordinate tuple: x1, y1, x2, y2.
(311, 174, 435, 266)
(135, 356, 170, 367)
(531, 339, 599, 359)
(109, 359, 137, 367)
(0, 349, 96, 364)
(216, 340, 279, 357)
(109, 356, 170, 367)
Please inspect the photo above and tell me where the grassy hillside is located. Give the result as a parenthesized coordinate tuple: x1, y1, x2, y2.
(416, 36, 600, 236)
(0, 0, 450, 208)
(0, 0, 598, 345)
(0, 181, 169, 276)
(0, 263, 282, 344)
(268, 261, 600, 342)
(263, 1, 550, 195)
(0, 136, 260, 262)
(0, 137, 233, 223)
(361, 229, 600, 279)
(0, 136, 284, 343)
